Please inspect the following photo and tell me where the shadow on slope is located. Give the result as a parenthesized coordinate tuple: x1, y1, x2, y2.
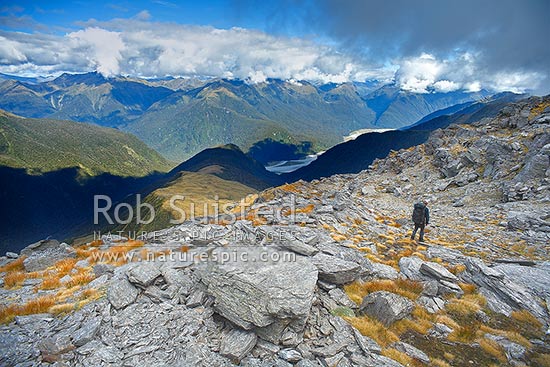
(287, 93, 526, 182)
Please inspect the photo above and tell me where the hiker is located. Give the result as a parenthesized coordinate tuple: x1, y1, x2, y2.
(411, 200, 430, 242)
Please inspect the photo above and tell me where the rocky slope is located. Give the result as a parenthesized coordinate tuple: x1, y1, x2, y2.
(0, 96, 549, 366)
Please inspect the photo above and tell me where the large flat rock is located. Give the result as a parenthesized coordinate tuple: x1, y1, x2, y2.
(200, 247, 318, 343)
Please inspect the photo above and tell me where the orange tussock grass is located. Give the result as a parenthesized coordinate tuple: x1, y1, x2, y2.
(0, 256, 26, 273)
(511, 309, 543, 330)
(431, 359, 452, 367)
(80, 288, 102, 300)
(89, 239, 103, 247)
(446, 295, 485, 317)
(479, 325, 533, 349)
(533, 353, 550, 367)
(38, 276, 61, 290)
(436, 315, 460, 329)
(344, 279, 423, 303)
(344, 316, 399, 347)
(65, 272, 95, 288)
(75, 247, 91, 259)
(53, 258, 78, 276)
(331, 233, 347, 242)
(391, 317, 432, 336)
(0, 295, 56, 324)
(391, 306, 434, 336)
(381, 348, 413, 366)
(458, 282, 477, 294)
(295, 204, 315, 214)
(49, 303, 76, 315)
(3, 271, 26, 288)
(448, 324, 479, 343)
(449, 264, 467, 275)
(478, 338, 507, 363)
(279, 183, 302, 193)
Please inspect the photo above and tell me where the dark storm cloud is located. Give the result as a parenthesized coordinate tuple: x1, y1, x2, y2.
(308, 0, 550, 92)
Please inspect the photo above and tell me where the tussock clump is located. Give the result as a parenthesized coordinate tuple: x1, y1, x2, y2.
(0, 256, 26, 273)
(431, 358, 452, 367)
(0, 295, 57, 324)
(3, 271, 26, 288)
(478, 338, 506, 363)
(344, 278, 423, 303)
(382, 348, 414, 366)
(344, 316, 399, 347)
(38, 276, 61, 290)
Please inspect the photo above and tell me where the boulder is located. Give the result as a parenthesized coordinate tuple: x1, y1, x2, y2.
(420, 262, 458, 282)
(465, 258, 547, 321)
(369, 262, 399, 280)
(107, 277, 139, 309)
(398, 256, 426, 280)
(220, 328, 257, 362)
(21, 240, 76, 272)
(72, 317, 101, 347)
(126, 262, 161, 288)
(278, 348, 302, 363)
(417, 296, 445, 314)
(359, 291, 414, 326)
(311, 253, 362, 284)
(200, 247, 318, 344)
(278, 234, 318, 257)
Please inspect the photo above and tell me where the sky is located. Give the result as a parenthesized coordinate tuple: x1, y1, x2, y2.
(0, 0, 548, 94)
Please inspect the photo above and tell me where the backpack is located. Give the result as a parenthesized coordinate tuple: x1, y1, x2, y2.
(412, 203, 426, 224)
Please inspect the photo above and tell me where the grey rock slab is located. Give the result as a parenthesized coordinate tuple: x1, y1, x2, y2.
(220, 328, 257, 362)
(493, 262, 550, 299)
(419, 262, 458, 282)
(278, 235, 318, 257)
(465, 257, 548, 321)
(107, 277, 139, 309)
(311, 342, 347, 358)
(417, 296, 445, 314)
(22, 240, 76, 272)
(328, 288, 357, 309)
(311, 253, 362, 285)
(390, 342, 430, 364)
(94, 345, 123, 363)
(6, 251, 18, 259)
(368, 262, 399, 280)
(278, 348, 302, 362)
(126, 262, 161, 287)
(359, 291, 414, 326)
(72, 317, 101, 347)
(38, 334, 74, 356)
(186, 289, 205, 308)
(352, 328, 382, 355)
(486, 334, 527, 362)
(201, 247, 317, 332)
(398, 256, 426, 281)
(93, 263, 114, 277)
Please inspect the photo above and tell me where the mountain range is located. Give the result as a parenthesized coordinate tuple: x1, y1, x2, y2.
(0, 110, 172, 177)
(0, 72, 491, 161)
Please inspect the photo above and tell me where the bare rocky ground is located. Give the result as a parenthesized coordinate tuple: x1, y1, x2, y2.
(0, 96, 549, 366)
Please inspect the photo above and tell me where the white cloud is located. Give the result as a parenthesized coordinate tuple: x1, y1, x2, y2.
(0, 19, 543, 93)
(433, 80, 460, 93)
(395, 52, 541, 94)
(68, 27, 125, 76)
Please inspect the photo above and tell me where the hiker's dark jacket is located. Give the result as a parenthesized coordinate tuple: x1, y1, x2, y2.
(412, 203, 430, 225)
